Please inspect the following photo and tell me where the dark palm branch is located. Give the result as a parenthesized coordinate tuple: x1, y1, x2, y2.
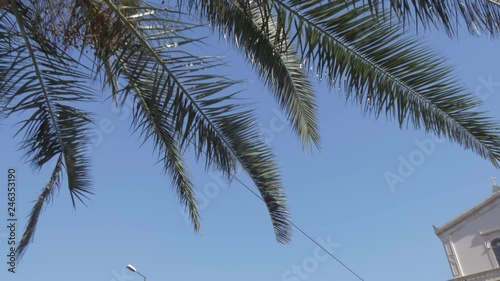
(365, 0, 500, 37)
(96, 0, 292, 242)
(197, 0, 500, 166)
(1, 0, 94, 256)
(16, 155, 63, 259)
(194, 0, 320, 150)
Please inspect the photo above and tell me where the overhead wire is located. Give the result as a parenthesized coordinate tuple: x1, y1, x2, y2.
(231, 176, 366, 281)
(184, 124, 366, 280)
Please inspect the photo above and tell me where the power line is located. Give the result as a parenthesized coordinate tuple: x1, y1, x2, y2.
(186, 139, 365, 280)
(232, 176, 365, 281)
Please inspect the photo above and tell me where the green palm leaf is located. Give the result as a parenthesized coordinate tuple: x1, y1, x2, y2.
(240, 0, 500, 166)
(194, 0, 320, 150)
(1, 0, 94, 256)
(16, 155, 63, 259)
(96, 0, 292, 242)
(365, 0, 500, 36)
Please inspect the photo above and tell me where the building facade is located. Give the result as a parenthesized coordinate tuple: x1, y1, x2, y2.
(434, 184, 500, 281)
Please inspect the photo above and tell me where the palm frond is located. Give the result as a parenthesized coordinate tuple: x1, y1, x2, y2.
(1, 0, 95, 258)
(98, 0, 292, 242)
(16, 155, 63, 259)
(365, 0, 500, 36)
(121, 60, 201, 231)
(193, 0, 320, 150)
(4, 0, 94, 200)
(246, 0, 500, 167)
(215, 108, 292, 242)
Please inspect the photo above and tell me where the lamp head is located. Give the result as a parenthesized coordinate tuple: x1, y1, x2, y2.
(126, 264, 137, 272)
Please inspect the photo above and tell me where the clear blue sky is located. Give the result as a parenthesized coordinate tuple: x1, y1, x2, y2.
(1, 13, 500, 281)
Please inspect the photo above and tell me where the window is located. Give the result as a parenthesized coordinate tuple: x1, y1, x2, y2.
(493, 239, 500, 266)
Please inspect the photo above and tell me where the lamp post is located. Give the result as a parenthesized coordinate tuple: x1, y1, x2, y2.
(126, 264, 147, 281)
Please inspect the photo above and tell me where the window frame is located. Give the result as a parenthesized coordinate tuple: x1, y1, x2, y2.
(492, 238, 500, 267)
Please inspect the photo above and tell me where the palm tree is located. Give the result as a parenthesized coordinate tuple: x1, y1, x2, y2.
(1, 0, 500, 259)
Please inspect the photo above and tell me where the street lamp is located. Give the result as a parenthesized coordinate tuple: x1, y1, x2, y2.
(126, 264, 147, 281)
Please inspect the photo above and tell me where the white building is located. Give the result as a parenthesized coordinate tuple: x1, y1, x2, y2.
(434, 183, 500, 281)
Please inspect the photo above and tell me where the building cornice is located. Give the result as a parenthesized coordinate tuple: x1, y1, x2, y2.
(449, 267, 500, 281)
(435, 192, 500, 236)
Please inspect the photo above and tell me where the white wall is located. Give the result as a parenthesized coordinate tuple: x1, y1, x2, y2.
(438, 199, 500, 277)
